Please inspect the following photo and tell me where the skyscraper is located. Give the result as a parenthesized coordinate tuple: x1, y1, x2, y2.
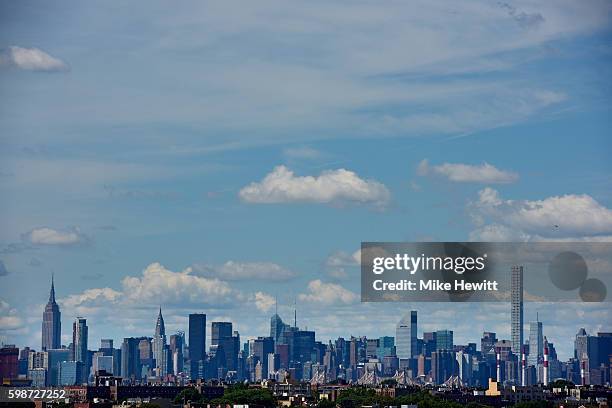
(528, 319, 543, 367)
(169, 332, 184, 375)
(72, 317, 88, 363)
(436, 330, 454, 351)
(481, 332, 497, 354)
(423, 332, 437, 357)
(396, 311, 417, 360)
(574, 328, 588, 360)
(572, 329, 612, 386)
(0, 346, 19, 382)
(152, 308, 168, 376)
(270, 313, 290, 345)
(42, 275, 61, 350)
(47, 348, 71, 386)
(98, 339, 121, 377)
(377, 336, 395, 358)
(121, 337, 142, 381)
(212, 322, 239, 371)
(211, 322, 233, 346)
(188, 313, 206, 379)
(431, 350, 454, 384)
(58, 361, 85, 385)
(287, 330, 315, 365)
(251, 337, 274, 378)
(511, 265, 524, 354)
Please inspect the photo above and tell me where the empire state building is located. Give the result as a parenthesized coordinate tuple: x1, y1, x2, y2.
(42, 275, 61, 350)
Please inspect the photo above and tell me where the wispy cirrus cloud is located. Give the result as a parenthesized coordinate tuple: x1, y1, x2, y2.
(283, 146, 324, 161)
(418, 159, 518, 184)
(192, 260, 296, 281)
(1, 1, 596, 153)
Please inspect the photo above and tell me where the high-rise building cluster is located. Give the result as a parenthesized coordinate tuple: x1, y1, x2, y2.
(0, 273, 611, 388)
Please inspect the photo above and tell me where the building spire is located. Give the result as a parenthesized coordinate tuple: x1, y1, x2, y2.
(155, 306, 165, 337)
(49, 273, 56, 303)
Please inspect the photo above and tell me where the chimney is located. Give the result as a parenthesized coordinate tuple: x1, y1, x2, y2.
(521, 347, 527, 387)
(543, 337, 549, 386)
(496, 351, 501, 383)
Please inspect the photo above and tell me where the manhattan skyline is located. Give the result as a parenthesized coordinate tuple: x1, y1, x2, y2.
(1, 1, 612, 363)
(3, 275, 608, 364)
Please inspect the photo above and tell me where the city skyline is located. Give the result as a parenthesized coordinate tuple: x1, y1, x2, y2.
(1, 273, 610, 390)
(3, 276, 608, 366)
(1, 0, 612, 373)
(0, 273, 608, 363)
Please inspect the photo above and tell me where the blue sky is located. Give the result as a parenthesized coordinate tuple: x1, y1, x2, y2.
(1, 0, 611, 360)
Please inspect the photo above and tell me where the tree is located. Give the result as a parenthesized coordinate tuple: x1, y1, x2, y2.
(336, 387, 375, 408)
(174, 387, 202, 403)
(549, 379, 574, 389)
(465, 402, 493, 408)
(317, 398, 337, 408)
(211, 386, 276, 408)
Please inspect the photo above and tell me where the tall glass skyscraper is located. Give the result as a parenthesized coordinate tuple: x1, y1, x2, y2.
(211, 322, 233, 346)
(396, 311, 417, 359)
(72, 317, 88, 363)
(188, 313, 206, 379)
(42, 276, 61, 350)
(436, 330, 454, 351)
(511, 265, 524, 354)
(528, 319, 543, 367)
(270, 314, 290, 344)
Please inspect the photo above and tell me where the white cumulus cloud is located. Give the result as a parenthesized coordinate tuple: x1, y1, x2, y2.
(298, 279, 358, 305)
(325, 250, 361, 280)
(469, 188, 612, 240)
(23, 227, 87, 246)
(60, 262, 237, 314)
(0, 46, 68, 72)
(239, 165, 390, 207)
(418, 159, 518, 184)
(326, 250, 361, 267)
(121, 262, 234, 305)
(254, 292, 275, 312)
(61, 288, 122, 309)
(0, 299, 24, 331)
(324, 247, 391, 280)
